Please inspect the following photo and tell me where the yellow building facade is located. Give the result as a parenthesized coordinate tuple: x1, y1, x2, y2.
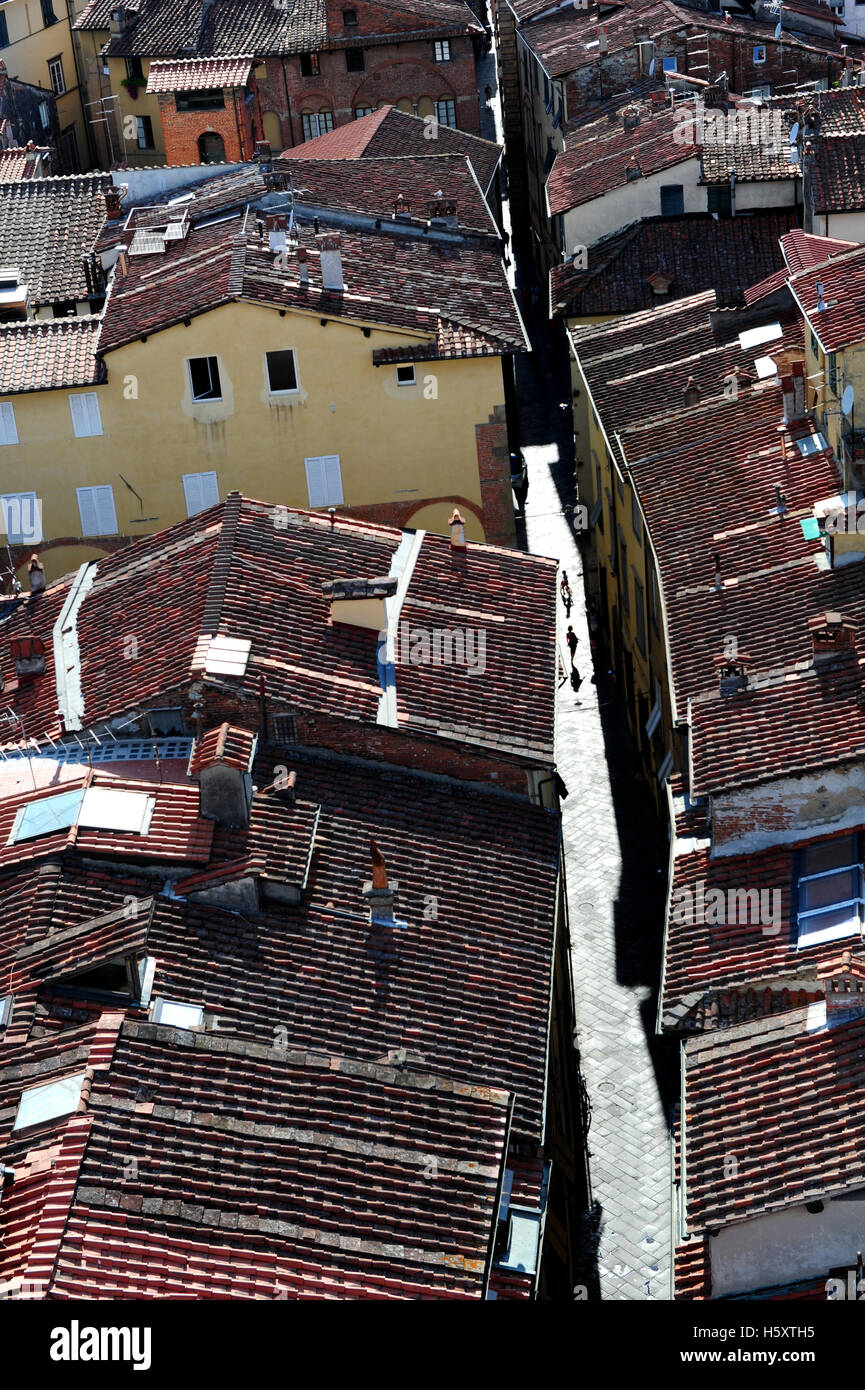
(0, 299, 512, 584)
(1, 0, 90, 168)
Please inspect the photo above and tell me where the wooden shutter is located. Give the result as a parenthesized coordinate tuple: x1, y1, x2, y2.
(322, 455, 343, 506)
(69, 393, 102, 437)
(182, 471, 219, 517)
(304, 456, 326, 507)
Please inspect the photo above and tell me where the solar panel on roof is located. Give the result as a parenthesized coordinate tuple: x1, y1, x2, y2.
(9, 788, 85, 844)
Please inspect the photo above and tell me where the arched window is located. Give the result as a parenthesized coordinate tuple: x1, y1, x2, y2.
(417, 96, 435, 119)
(261, 111, 282, 150)
(198, 131, 225, 163)
(396, 98, 413, 114)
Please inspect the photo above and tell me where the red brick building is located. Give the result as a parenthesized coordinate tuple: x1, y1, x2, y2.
(75, 0, 484, 166)
(146, 57, 264, 166)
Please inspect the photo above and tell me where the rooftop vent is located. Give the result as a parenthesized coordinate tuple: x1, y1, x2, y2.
(715, 652, 749, 696)
(189, 723, 257, 829)
(104, 186, 123, 219)
(393, 193, 411, 221)
(362, 839, 402, 926)
(819, 951, 865, 1021)
(623, 107, 641, 130)
(808, 610, 856, 661)
(317, 232, 344, 292)
(449, 508, 467, 549)
(683, 376, 700, 406)
(322, 575, 398, 630)
(10, 634, 45, 679)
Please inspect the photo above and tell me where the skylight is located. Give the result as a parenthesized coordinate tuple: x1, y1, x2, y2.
(8, 786, 155, 845)
(204, 635, 252, 677)
(738, 322, 783, 351)
(152, 998, 204, 1028)
(796, 432, 829, 457)
(13, 1071, 86, 1131)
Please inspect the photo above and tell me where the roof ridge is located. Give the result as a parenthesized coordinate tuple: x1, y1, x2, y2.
(199, 490, 242, 638)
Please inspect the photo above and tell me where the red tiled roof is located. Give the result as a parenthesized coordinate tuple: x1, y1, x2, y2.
(552, 211, 795, 318)
(743, 267, 790, 306)
(548, 102, 696, 216)
(0, 496, 556, 765)
(780, 227, 858, 273)
(811, 134, 865, 212)
(0, 319, 104, 396)
(0, 148, 51, 182)
(188, 723, 256, 775)
(145, 55, 256, 93)
(788, 241, 865, 351)
(0, 175, 110, 307)
(682, 1007, 865, 1232)
(660, 826, 863, 1031)
(285, 104, 503, 194)
(279, 154, 499, 235)
(97, 206, 524, 359)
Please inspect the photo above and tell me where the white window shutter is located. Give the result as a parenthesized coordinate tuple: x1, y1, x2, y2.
(182, 471, 219, 518)
(77, 485, 117, 537)
(0, 403, 18, 446)
(304, 456, 326, 508)
(323, 455, 343, 506)
(69, 393, 103, 438)
(1, 492, 41, 544)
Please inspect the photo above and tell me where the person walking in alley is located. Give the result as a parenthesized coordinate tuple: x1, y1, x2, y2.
(484, 83, 493, 104)
(560, 570, 573, 616)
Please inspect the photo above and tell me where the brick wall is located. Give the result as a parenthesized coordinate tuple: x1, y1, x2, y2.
(476, 406, 517, 547)
(257, 34, 480, 150)
(179, 685, 543, 794)
(156, 84, 261, 167)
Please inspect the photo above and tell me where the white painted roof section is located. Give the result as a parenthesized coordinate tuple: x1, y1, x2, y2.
(78, 786, 155, 834)
(376, 529, 425, 727)
(203, 635, 252, 677)
(53, 561, 98, 733)
(738, 321, 783, 350)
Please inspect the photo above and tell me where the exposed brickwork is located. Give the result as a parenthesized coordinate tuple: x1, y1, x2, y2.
(259, 35, 480, 151)
(476, 409, 517, 547)
(155, 82, 263, 166)
(333, 495, 484, 533)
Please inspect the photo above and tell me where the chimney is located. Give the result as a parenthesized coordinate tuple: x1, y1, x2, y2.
(781, 366, 807, 424)
(116, 247, 129, 277)
(297, 247, 309, 285)
(625, 162, 642, 182)
(819, 951, 865, 1021)
(10, 634, 45, 679)
(684, 376, 700, 407)
(393, 193, 411, 221)
(267, 214, 287, 253)
(362, 839, 399, 923)
(715, 651, 749, 696)
(322, 575, 398, 630)
(28, 555, 45, 596)
(190, 723, 257, 829)
(449, 508, 467, 549)
(104, 186, 122, 219)
(623, 107, 640, 130)
(317, 233, 344, 292)
(808, 610, 857, 661)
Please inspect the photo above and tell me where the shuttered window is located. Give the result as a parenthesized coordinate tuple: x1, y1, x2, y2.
(0, 402, 18, 445)
(0, 492, 41, 544)
(182, 471, 220, 518)
(304, 455, 343, 508)
(76, 485, 118, 537)
(69, 393, 103, 437)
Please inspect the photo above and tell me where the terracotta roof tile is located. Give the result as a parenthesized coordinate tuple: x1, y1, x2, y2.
(0, 176, 110, 307)
(0, 318, 104, 395)
(145, 55, 256, 92)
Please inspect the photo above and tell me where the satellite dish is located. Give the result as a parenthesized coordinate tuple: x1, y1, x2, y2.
(649, 57, 655, 75)
(843, 384, 855, 416)
(789, 121, 799, 143)
(774, 20, 782, 38)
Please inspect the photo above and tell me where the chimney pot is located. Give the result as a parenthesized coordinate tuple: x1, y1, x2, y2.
(684, 376, 700, 407)
(808, 611, 857, 660)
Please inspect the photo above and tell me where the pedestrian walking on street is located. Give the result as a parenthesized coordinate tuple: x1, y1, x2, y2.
(560, 570, 573, 616)
(566, 625, 578, 665)
(484, 83, 493, 104)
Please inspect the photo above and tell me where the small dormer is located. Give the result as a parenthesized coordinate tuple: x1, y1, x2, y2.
(322, 576, 397, 631)
(188, 723, 257, 829)
(10, 634, 46, 679)
(0, 267, 28, 322)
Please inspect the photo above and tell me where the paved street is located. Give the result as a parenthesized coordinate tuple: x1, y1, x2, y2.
(477, 13, 677, 1299)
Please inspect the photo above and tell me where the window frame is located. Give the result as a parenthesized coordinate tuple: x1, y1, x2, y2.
(300, 51, 321, 76)
(345, 47, 365, 73)
(435, 97, 456, 128)
(136, 114, 154, 149)
(396, 364, 416, 387)
(69, 392, 103, 438)
(265, 349, 300, 396)
(796, 834, 864, 949)
(76, 484, 119, 538)
(753, 44, 767, 64)
(301, 110, 334, 140)
(0, 491, 41, 544)
(660, 183, 685, 216)
(48, 54, 66, 95)
(187, 355, 222, 403)
(13, 1071, 87, 1132)
(41, 0, 58, 26)
(662, 56, 677, 73)
(0, 402, 18, 446)
(434, 39, 451, 62)
(182, 471, 220, 518)
(304, 454, 344, 509)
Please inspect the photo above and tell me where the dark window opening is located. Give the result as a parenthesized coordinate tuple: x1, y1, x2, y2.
(188, 355, 222, 400)
(41, 0, 57, 27)
(197, 130, 226, 163)
(660, 184, 684, 216)
(300, 51, 320, 76)
(346, 48, 365, 72)
(177, 91, 225, 111)
(707, 182, 732, 216)
(266, 350, 298, 393)
(125, 56, 144, 82)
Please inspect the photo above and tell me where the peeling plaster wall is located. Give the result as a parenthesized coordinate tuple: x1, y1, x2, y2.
(711, 761, 865, 857)
(711, 1193, 865, 1297)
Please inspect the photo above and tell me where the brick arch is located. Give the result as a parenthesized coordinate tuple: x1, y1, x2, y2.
(296, 88, 335, 112)
(352, 60, 457, 112)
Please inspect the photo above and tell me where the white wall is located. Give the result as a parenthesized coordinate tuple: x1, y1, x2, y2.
(112, 163, 255, 203)
(825, 209, 865, 244)
(734, 180, 798, 212)
(712, 1192, 865, 1297)
(562, 157, 702, 249)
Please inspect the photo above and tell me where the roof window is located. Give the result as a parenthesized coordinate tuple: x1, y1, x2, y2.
(797, 834, 863, 949)
(8, 786, 155, 845)
(13, 1071, 86, 1131)
(151, 998, 204, 1028)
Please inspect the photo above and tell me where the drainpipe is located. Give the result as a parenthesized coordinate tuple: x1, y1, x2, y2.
(280, 56, 296, 148)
